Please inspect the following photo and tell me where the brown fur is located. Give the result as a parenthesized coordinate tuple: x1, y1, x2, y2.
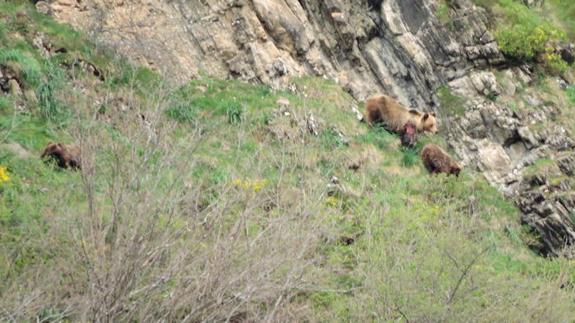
(421, 143, 461, 176)
(364, 95, 438, 134)
(41, 143, 81, 170)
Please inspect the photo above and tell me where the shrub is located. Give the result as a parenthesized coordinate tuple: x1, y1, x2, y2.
(543, 51, 569, 75)
(494, 0, 565, 61)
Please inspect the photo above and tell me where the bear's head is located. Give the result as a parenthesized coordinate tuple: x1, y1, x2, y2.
(450, 163, 462, 177)
(420, 112, 438, 134)
(41, 142, 62, 157)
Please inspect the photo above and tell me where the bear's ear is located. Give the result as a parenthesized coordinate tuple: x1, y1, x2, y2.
(431, 112, 436, 117)
(409, 109, 420, 115)
(422, 113, 430, 121)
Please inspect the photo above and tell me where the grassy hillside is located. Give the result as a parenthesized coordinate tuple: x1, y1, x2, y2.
(1, 1, 575, 321)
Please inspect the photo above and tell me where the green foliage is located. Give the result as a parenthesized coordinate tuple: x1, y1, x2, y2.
(107, 63, 162, 94)
(566, 86, 575, 104)
(543, 51, 569, 76)
(356, 126, 393, 150)
(547, 0, 575, 40)
(477, 0, 566, 67)
(401, 147, 419, 167)
(320, 128, 347, 150)
(37, 61, 69, 125)
(2, 3, 575, 321)
(226, 101, 244, 124)
(436, 1, 452, 25)
(495, 1, 564, 60)
(0, 49, 42, 87)
(437, 85, 466, 116)
(166, 103, 198, 123)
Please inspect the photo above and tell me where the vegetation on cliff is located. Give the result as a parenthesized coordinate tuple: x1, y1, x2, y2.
(1, 1, 575, 321)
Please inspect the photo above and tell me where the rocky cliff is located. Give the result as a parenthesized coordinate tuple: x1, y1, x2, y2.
(39, 0, 575, 257)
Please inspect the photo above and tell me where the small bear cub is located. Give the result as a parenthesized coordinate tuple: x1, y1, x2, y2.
(41, 142, 81, 170)
(421, 143, 461, 176)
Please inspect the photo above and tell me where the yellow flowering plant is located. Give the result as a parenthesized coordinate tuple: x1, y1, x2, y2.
(0, 166, 10, 183)
(0, 166, 10, 190)
(233, 178, 268, 193)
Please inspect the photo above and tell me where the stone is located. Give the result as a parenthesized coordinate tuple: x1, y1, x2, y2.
(478, 141, 512, 172)
(517, 127, 538, 149)
(351, 105, 364, 122)
(8, 79, 22, 96)
(35, 1, 51, 15)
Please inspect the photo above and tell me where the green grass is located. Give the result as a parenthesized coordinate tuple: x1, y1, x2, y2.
(1, 1, 575, 321)
(547, 0, 575, 41)
(356, 126, 394, 150)
(566, 86, 575, 105)
(0, 48, 43, 87)
(437, 85, 467, 116)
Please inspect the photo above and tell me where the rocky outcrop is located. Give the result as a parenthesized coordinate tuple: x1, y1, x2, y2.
(39, 0, 502, 108)
(447, 68, 575, 257)
(41, 0, 575, 256)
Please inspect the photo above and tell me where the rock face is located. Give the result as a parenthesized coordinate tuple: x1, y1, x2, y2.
(41, 0, 502, 108)
(43, 0, 575, 256)
(447, 68, 575, 257)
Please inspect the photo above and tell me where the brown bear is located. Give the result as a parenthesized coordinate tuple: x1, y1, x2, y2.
(364, 95, 438, 134)
(41, 143, 81, 170)
(421, 143, 461, 176)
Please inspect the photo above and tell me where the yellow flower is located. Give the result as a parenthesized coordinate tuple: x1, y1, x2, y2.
(325, 196, 339, 207)
(0, 166, 10, 184)
(252, 180, 268, 193)
(233, 178, 268, 192)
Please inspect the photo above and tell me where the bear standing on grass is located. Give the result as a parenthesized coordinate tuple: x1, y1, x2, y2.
(421, 143, 461, 176)
(365, 95, 438, 134)
(41, 143, 81, 170)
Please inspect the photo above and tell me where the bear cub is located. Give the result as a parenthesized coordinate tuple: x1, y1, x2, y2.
(365, 95, 438, 134)
(421, 143, 461, 176)
(41, 143, 81, 170)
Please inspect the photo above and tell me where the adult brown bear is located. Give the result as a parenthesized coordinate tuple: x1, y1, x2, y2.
(365, 95, 438, 134)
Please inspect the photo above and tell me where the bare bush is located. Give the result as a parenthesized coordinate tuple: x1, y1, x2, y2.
(0, 80, 331, 322)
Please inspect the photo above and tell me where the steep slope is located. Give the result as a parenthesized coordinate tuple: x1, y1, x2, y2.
(2, 2, 575, 321)
(40, 0, 575, 256)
